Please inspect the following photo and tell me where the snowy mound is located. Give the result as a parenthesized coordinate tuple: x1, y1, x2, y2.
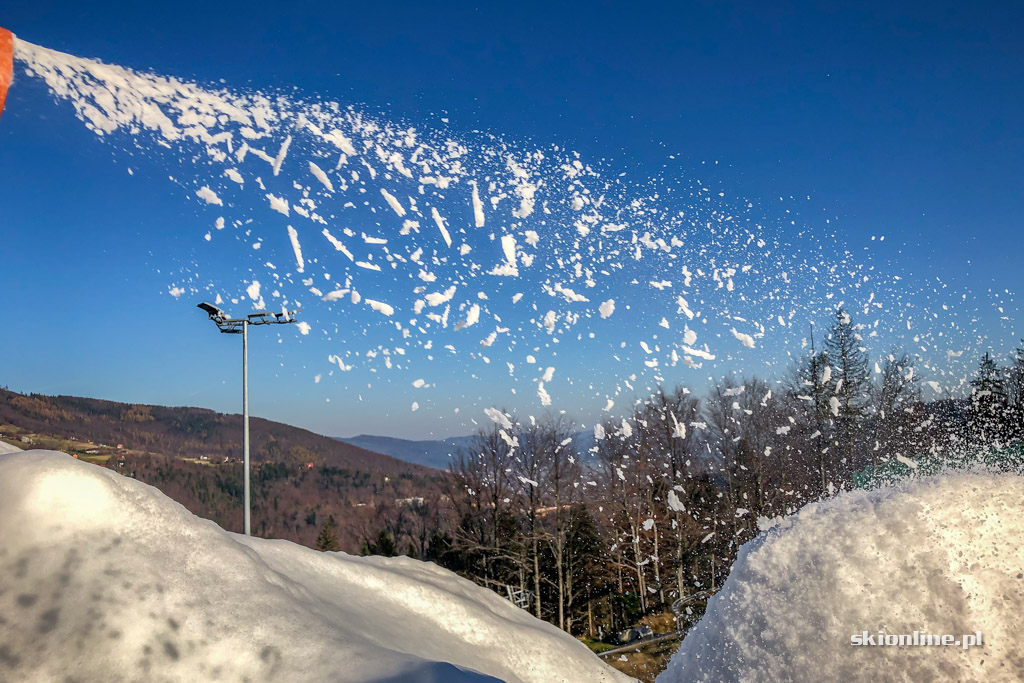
(0, 451, 630, 683)
(0, 439, 22, 454)
(659, 471, 1024, 682)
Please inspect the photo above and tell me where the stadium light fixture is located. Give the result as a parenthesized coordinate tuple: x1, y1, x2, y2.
(197, 302, 302, 536)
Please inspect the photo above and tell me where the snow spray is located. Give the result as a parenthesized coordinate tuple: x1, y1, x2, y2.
(7, 36, 1015, 413)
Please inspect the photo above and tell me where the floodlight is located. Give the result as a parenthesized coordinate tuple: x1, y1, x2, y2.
(196, 302, 301, 535)
(197, 302, 226, 319)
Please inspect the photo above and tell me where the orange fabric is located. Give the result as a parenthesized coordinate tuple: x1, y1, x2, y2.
(0, 28, 12, 119)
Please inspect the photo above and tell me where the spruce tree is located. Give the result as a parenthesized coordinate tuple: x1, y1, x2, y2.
(1011, 342, 1024, 438)
(359, 529, 398, 557)
(315, 515, 341, 552)
(873, 351, 920, 465)
(824, 308, 871, 469)
(790, 328, 833, 493)
(969, 352, 1008, 441)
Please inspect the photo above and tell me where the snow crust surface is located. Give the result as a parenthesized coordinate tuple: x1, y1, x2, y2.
(0, 450, 631, 683)
(659, 471, 1024, 682)
(0, 440, 22, 454)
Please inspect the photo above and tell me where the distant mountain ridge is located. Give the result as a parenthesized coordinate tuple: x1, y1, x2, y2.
(335, 434, 476, 470)
(337, 430, 601, 470)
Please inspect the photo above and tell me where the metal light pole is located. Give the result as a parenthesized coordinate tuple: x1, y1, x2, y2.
(242, 319, 249, 535)
(198, 302, 301, 536)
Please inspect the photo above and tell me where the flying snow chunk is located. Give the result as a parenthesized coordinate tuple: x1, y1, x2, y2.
(309, 161, 334, 192)
(366, 299, 395, 316)
(501, 235, 517, 266)
(829, 396, 840, 417)
(471, 180, 485, 227)
(599, 299, 615, 319)
(677, 297, 695, 320)
(730, 328, 756, 349)
(667, 490, 686, 512)
(380, 189, 406, 217)
(431, 207, 453, 247)
(296, 321, 311, 335)
(196, 186, 222, 206)
(287, 225, 304, 273)
(269, 136, 291, 176)
(896, 454, 918, 469)
(484, 407, 513, 431)
(322, 228, 355, 261)
(456, 304, 481, 330)
(681, 346, 715, 361)
(268, 193, 290, 216)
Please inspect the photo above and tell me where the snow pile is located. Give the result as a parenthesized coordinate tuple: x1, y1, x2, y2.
(0, 439, 22, 454)
(0, 451, 630, 683)
(659, 470, 1024, 682)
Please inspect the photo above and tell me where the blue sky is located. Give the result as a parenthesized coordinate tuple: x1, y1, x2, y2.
(0, 1, 1020, 438)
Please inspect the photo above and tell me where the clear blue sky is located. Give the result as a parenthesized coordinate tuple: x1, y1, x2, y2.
(0, 0, 1020, 438)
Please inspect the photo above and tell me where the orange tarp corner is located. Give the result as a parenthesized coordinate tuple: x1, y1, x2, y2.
(0, 28, 13, 120)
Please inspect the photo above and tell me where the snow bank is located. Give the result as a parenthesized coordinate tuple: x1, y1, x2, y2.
(659, 471, 1024, 682)
(0, 439, 22, 454)
(0, 450, 630, 683)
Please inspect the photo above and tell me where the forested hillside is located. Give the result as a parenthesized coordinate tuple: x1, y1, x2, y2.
(0, 388, 449, 551)
(0, 388, 426, 474)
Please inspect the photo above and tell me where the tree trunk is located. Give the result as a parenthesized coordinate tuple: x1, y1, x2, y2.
(532, 532, 542, 619)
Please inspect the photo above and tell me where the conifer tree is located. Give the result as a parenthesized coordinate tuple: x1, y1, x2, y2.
(873, 351, 920, 465)
(315, 515, 341, 552)
(1011, 342, 1024, 438)
(790, 331, 832, 492)
(969, 352, 1008, 441)
(824, 308, 871, 469)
